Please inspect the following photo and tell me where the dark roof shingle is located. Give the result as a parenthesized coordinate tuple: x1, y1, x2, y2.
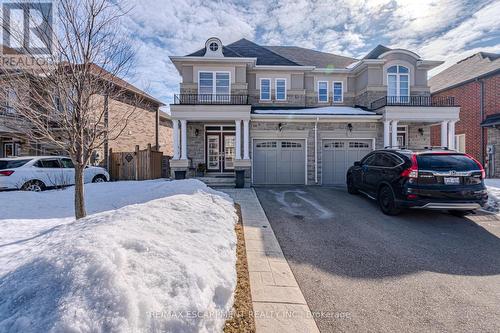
(263, 46, 357, 68)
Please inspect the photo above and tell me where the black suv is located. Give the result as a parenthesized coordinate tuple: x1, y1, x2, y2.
(346, 148, 488, 216)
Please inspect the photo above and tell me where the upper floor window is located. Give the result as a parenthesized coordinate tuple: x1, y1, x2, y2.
(260, 78, 271, 101)
(318, 81, 328, 103)
(333, 82, 343, 103)
(387, 65, 409, 101)
(199, 71, 230, 96)
(276, 79, 286, 101)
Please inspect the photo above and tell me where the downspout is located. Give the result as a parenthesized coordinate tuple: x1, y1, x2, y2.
(478, 78, 485, 166)
(315, 117, 318, 184)
(155, 107, 159, 150)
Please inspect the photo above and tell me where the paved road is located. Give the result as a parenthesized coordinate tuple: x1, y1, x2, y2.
(255, 186, 500, 333)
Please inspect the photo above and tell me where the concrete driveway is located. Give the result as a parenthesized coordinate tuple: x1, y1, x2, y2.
(254, 186, 500, 333)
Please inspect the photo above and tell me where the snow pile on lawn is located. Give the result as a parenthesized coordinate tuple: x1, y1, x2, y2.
(0, 180, 238, 333)
(485, 179, 500, 213)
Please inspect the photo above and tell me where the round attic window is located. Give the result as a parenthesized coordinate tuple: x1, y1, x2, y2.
(209, 42, 219, 51)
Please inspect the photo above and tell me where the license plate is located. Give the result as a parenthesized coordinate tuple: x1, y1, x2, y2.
(444, 177, 460, 185)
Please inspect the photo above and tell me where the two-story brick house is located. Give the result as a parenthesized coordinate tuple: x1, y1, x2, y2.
(0, 58, 172, 166)
(429, 52, 499, 177)
(169, 37, 459, 185)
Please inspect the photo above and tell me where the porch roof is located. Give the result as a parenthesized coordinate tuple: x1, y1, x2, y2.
(252, 106, 377, 116)
(481, 113, 500, 127)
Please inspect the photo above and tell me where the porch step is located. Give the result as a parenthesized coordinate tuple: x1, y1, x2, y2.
(196, 177, 235, 188)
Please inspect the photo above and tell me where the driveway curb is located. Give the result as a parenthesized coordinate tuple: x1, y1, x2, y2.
(221, 188, 319, 333)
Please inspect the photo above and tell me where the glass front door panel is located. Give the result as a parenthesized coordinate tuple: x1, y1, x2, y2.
(224, 135, 235, 170)
(207, 135, 220, 170)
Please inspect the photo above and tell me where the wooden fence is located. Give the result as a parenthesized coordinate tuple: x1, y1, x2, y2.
(109, 144, 163, 181)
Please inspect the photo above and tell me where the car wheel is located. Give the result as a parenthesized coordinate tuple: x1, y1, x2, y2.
(21, 180, 45, 192)
(347, 175, 359, 194)
(92, 175, 107, 183)
(378, 185, 401, 215)
(449, 210, 470, 218)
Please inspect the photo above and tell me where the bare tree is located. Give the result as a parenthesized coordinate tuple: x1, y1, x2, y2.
(0, 0, 143, 219)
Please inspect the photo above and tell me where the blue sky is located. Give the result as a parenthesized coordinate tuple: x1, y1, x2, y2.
(120, 0, 500, 106)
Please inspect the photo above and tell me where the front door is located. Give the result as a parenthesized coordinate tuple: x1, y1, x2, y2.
(206, 132, 235, 172)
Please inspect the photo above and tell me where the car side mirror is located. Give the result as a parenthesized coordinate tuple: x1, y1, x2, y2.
(354, 161, 361, 167)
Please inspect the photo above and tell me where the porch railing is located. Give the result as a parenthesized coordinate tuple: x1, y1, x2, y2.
(173, 94, 249, 105)
(370, 95, 456, 110)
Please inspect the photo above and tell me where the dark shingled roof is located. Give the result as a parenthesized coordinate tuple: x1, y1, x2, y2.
(429, 52, 500, 93)
(263, 45, 357, 68)
(186, 38, 299, 66)
(481, 113, 500, 127)
(363, 44, 392, 59)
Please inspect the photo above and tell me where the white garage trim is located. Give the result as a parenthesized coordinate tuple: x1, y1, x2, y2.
(320, 137, 375, 185)
(251, 138, 308, 185)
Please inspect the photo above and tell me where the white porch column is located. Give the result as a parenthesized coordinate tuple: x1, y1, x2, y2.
(180, 119, 187, 160)
(243, 120, 250, 160)
(383, 120, 391, 148)
(235, 120, 242, 160)
(391, 120, 398, 148)
(172, 119, 180, 159)
(441, 121, 449, 148)
(448, 121, 456, 150)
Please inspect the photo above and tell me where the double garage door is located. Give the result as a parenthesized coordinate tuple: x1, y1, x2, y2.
(253, 139, 305, 185)
(322, 139, 372, 185)
(253, 138, 372, 185)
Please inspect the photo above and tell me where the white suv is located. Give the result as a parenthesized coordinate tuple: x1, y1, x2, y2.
(0, 156, 110, 191)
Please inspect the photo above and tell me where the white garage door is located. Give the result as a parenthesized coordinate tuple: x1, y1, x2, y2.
(322, 139, 373, 185)
(253, 139, 305, 185)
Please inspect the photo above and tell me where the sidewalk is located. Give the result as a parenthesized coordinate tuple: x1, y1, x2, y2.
(221, 188, 319, 333)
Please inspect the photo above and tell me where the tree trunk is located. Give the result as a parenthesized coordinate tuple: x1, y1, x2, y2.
(74, 164, 87, 219)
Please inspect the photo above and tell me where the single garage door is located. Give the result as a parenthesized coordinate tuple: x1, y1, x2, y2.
(253, 139, 306, 185)
(322, 139, 373, 185)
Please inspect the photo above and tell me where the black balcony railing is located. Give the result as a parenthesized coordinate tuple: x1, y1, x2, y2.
(370, 95, 456, 110)
(0, 104, 17, 117)
(173, 94, 249, 105)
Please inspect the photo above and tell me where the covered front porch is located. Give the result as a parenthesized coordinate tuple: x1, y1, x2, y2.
(380, 106, 460, 150)
(169, 104, 252, 183)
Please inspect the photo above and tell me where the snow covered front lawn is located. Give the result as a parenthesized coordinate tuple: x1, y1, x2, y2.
(0, 180, 238, 333)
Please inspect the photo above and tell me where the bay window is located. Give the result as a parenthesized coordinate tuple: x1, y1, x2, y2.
(387, 65, 409, 103)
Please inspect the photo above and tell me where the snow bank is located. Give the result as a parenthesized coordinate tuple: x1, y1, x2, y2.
(485, 179, 500, 213)
(0, 180, 238, 333)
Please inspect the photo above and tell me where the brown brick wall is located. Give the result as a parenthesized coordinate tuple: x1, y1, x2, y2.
(107, 97, 159, 153)
(431, 73, 500, 165)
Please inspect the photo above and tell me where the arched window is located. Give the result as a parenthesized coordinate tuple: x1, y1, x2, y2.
(387, 65, 409, 102)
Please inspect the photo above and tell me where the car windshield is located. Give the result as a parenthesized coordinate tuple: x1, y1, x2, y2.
(417, 154, 479, 171)
(0, 159, 32, 169)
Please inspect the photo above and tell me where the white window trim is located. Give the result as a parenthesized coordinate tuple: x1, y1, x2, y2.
(197, 71, 231, 96)
(317, 80, 328, 103)
(259, 78, 271, 101)
(332, 81, 343, 103)
(275, 78, 287, 101)
(386, 65, 410, 98)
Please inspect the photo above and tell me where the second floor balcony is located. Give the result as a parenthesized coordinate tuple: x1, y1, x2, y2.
(370, 95, 457, 110)
(173, 94, 249, 105)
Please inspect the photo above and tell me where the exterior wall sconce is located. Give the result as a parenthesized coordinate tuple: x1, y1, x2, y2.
(347, 123, 353, 132)
(418, 128, 424, 136)
(195, 129, 199, 136)
(278, 123, 284, 132)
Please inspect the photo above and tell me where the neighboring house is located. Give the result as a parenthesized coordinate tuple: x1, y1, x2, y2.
(0, 60, 172, 166)
(169, 37, 459, 185)
(429, 52, 500, 176)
